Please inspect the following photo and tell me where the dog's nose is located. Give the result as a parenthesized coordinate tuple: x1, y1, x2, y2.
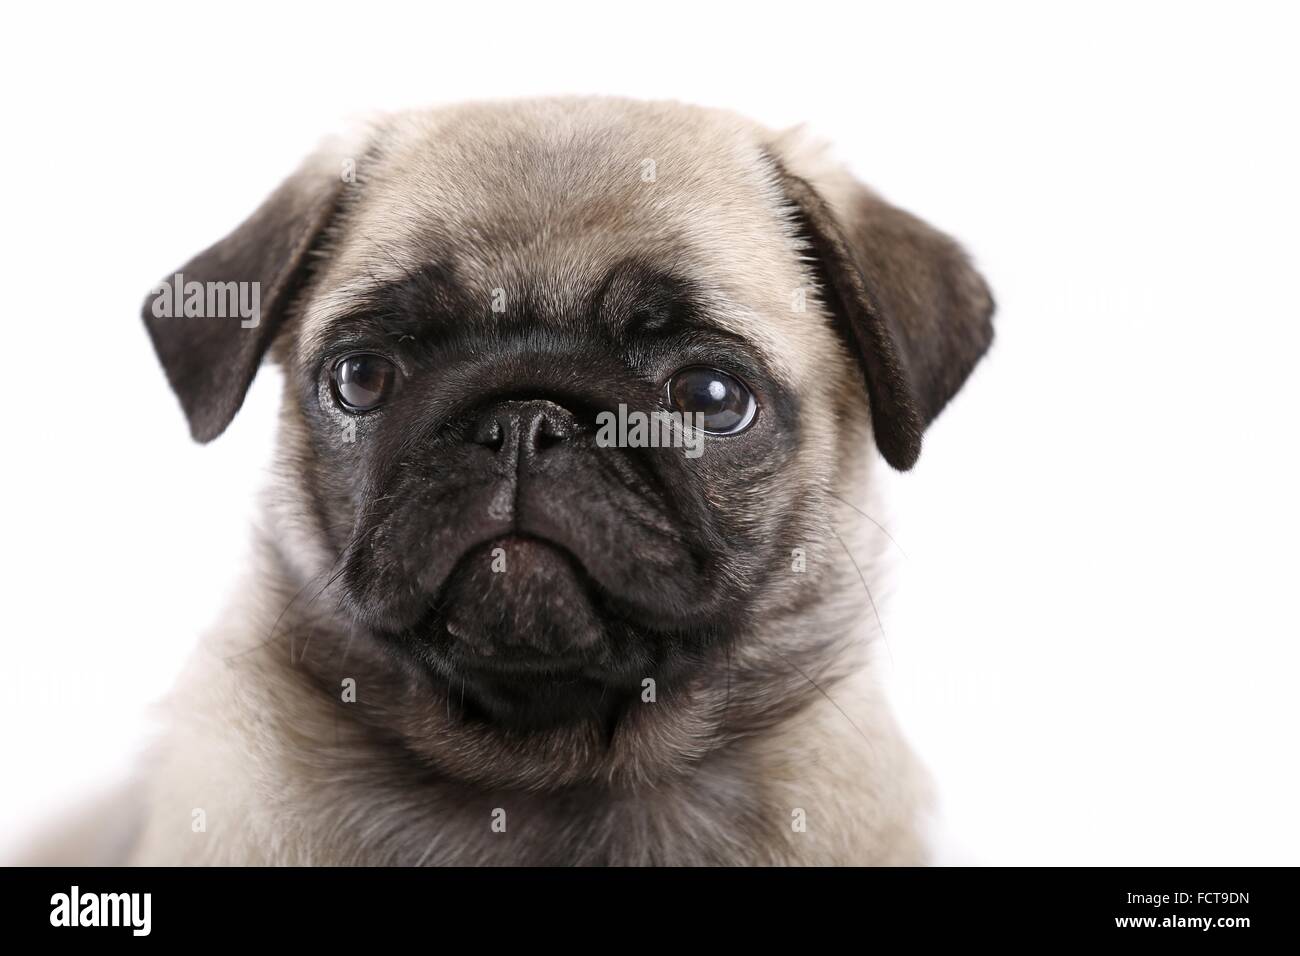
(470, 400, 577, 459)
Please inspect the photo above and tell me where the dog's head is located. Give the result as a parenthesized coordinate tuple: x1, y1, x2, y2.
(144, 99, 992, 787)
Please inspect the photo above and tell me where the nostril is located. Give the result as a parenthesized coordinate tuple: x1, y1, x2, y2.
(535, 429, 565, 451)
(471, 417, 505, 451)
(531, 413, 572, 452)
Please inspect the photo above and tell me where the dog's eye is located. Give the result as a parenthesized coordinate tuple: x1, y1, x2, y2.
(666, 367, 757, 435)
(332, 353, 397, 412)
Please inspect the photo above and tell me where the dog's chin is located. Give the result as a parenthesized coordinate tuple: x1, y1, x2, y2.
(391, 536, 655, 729)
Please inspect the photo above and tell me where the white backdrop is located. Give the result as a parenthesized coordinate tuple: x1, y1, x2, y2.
(1, 0, 1297, 864)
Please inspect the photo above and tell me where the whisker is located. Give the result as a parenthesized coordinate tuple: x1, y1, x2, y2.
(219, 520, 379, 664)
(827, 524, 894, 670)
(770, 647, 878, 762)
(826, 490, 908, 559)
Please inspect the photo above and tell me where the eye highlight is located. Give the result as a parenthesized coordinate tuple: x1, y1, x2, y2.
(331, 353, 398, 412)
(666, 366, 758, 435)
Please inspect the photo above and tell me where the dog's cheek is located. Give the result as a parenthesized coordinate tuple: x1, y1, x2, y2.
(281, 369, 384, 559)
(685, 395, 804, 589)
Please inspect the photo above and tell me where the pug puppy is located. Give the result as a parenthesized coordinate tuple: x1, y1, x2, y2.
(119, 97, 992, 865)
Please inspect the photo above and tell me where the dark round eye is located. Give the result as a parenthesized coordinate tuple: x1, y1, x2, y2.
(331, 353, 397, 412)
(666, 366, 757, 435)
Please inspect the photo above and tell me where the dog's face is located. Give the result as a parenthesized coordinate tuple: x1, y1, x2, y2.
(144, 99, 992, 787)
(309, 265, 803, 731)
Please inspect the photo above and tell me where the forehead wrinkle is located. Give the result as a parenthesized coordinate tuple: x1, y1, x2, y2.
(300, 232, 803, 394)
(297, 278, 394, 363)
(302, 261, 478, 356)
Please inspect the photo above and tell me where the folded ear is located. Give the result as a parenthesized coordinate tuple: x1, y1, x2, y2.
(769, 152, 994, 470)
(142, 146, 354, 442)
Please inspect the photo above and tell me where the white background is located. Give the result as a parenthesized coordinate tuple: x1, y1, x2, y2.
(1, 1, 1297, 864)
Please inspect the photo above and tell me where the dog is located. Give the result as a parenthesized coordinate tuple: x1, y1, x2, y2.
(72, 97, 994, 865)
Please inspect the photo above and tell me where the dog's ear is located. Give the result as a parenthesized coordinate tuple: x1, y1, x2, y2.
(770, 154, 994, 470)
(142, 147, 354, 442)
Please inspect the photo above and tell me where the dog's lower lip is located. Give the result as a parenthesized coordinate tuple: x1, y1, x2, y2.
(455, 531, 590, 583)
(447, 641, 603, 676)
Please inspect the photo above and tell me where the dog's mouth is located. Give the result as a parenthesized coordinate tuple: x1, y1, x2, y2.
(437, 534, 612, 661)
(387, 534, 654, 727)
(339, 465, 742, 728)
